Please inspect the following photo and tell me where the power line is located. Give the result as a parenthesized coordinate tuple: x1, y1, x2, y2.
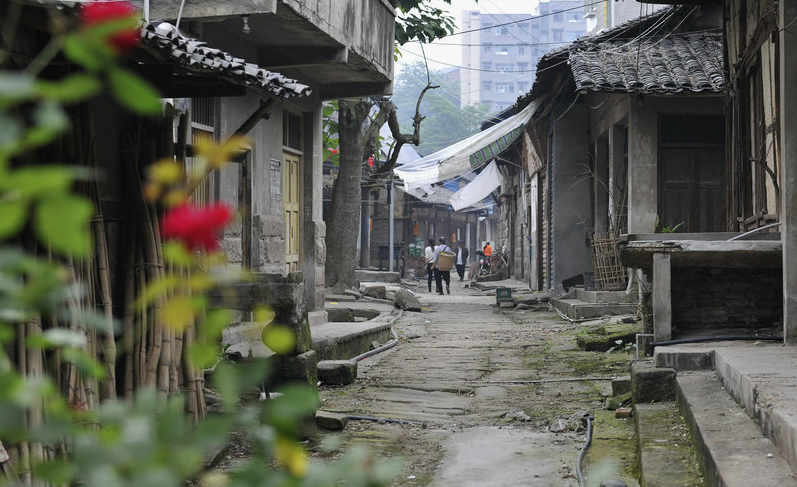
(449, 0, 606, 37)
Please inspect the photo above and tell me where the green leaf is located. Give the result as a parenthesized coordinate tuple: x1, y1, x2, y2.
(108, 68, 162, 115)
(33, 459, 78, 485)
(159, 295, 196, 332)
(63, 33, 113, 71)
(0, 198, 28, 240)
(0, 166, 75, 197)
(0, 73, 36, 108)
(163, 241, 194, 267)
(135, 274, 181, 310)
(261, 324, 295, 355)
(0, 112, 24, 147)
(35, 74, 102, 102)
(62, 348, 106, 379)
(187, 342, 218, 369)
(34, 194, 94, 258)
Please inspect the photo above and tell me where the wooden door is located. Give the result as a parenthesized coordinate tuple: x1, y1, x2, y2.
(660, 147, 725, 232)
(282, 151, 301, 273)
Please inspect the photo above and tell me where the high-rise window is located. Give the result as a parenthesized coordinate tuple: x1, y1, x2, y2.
(495, 63, 513, 73)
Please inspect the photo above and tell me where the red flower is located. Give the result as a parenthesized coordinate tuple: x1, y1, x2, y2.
(80, 1, 140, 52)
(329, 148, 339, 155)
(161, 203, 234, 252)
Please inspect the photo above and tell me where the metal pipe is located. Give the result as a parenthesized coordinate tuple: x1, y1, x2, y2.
(726, 222, 782, 241)
(352, 327, 399, 362)
(576, 414, 593, 487)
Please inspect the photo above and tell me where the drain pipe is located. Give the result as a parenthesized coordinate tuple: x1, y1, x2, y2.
(576, 413, 594, 487)
(351, 327, 400, 362)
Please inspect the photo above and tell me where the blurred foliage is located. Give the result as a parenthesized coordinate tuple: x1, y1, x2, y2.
(0, 4, 399, 487)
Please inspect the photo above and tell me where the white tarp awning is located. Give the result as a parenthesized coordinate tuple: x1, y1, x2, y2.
(396, 183, 456, 205)
(449, 160, 501, 211)
(394, 99, 540, 188)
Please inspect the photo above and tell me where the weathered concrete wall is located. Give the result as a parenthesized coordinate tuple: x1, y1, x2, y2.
(216, 91, 326, 312)
(551, 101, 592, 289)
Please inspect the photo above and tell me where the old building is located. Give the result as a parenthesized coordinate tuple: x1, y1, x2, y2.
(460, 1, 587, 112)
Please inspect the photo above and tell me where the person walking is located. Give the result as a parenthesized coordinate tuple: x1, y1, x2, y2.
(455, 241, 469, 281)
(424, 238, 436, 292)
(433, 237, 453, 295)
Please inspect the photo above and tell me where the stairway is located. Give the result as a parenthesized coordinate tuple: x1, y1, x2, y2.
(550, 288, 637, 320)
(632, 344, 797, 487)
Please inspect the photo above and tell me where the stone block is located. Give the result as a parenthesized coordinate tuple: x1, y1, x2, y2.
(275, 350, 318, 388)
(325, 307, 354, 322)
(631, 360, 676, 404)
(362, 285, 387, 300)
(611, 377, 632, 396)
(221, 237, 242, 264)
(209, 272, 312, 354)
(315, 410, 348, 431)
(254, 214, 284, 237)
(317, 359, 357, 385)
(394, 289, 421, 312)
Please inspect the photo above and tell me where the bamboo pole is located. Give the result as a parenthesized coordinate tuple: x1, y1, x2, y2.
(94, 216, 117, 400)
(122, 233, 137, 400)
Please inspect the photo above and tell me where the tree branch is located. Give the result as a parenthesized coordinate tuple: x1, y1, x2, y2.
(374, 83, 437, 175)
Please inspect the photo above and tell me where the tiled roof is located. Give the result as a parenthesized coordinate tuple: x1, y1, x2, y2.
(140, 22, 312, 99)
(569, 32, 724, 93)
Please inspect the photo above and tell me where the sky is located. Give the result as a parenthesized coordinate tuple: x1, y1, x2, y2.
(396, 0, 542, 74)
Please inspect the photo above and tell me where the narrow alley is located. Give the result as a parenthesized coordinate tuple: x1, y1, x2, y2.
(316, 280, 631, 486)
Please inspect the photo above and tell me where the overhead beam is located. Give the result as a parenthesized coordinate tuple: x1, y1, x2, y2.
(132, 0, 277, 22)
(319, 81, 393, 101)
(258, 45, 348, 70)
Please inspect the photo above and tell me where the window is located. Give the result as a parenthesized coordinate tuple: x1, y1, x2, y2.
(552, 29, 563, 41)
(495, 63, 513, 73)
(518, 22, 529, 32)
(518, 46, 526, 55)
(517, 62, 529, 72)
(495, 82, 514, 93)
(554, 13, 564, 22)
(566, 31, 580, 41)
(283, 111, 302, 150)
(501, 25, 512, 35)
(481, 62, 492, 71)
(483, 42, 492, 53)
(481, 81, 493, 90)
(517, 81, 530, 93)
(495, 46, 509, 55)
(568, 12, 582, 22)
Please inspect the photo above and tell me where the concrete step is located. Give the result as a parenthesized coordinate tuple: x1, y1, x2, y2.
(586, 410, 640, 487)
(550, 297, 638, 320)
(676, 370, 797, 487)
(575, 288, 636, 304)
(634, 402, 704, 487)
(311, 320, 392, 361)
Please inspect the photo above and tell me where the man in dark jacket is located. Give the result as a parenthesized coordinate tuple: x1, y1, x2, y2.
(455, 241, 469, 281)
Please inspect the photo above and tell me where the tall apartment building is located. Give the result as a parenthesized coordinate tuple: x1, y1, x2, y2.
(582, 0, 665, 34)
(460, 1, 586, 112)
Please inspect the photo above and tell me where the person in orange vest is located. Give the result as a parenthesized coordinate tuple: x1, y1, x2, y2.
(483, 242, 493, 257)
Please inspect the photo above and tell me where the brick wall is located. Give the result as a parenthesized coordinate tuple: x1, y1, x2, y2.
(671, 267, 782, 333)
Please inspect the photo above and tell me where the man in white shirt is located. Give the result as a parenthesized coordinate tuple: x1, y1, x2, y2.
(424, 238, 436, 292)
(455, 241, 469, 281)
